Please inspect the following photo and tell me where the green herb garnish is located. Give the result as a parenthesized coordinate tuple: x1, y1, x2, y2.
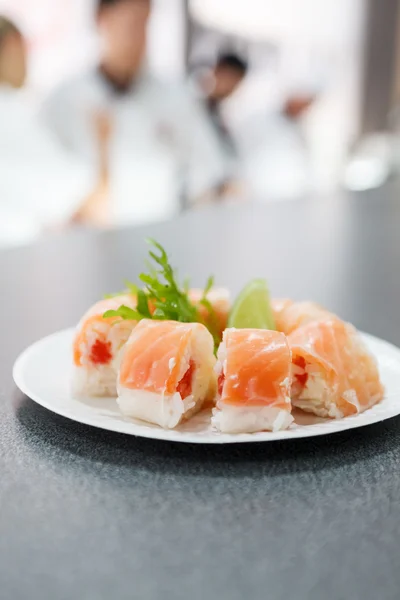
(103, 239, 221, 349)
(103, 305, 142, 321)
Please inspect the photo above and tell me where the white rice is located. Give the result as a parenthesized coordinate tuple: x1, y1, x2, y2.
(118, 389, 197, 429)
(211, 404, 293, 433)
(291, 366, 345, 419)
(72, 319, 135, 398)
(72, 363, 119, 398)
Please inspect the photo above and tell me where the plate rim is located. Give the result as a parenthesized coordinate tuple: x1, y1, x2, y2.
(12, 327, 400, 444)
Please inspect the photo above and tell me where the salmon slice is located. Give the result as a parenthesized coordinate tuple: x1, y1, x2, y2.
(271, 299, 294, 333)
(272, 299, 335, 335)
(212, 328, 293, 433)
(72, 294, 137, 397)
(118, 320, 216, 429)
(289, 318, 384, 418)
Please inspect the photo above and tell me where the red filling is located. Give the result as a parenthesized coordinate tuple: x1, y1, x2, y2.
(90, 339, 112, 365)
(218, 372, 225, 396)
(294, 356, 308, 387)
(177, 360, 195, 399)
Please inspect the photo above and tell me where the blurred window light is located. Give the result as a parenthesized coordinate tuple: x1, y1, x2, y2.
(343, 134, 393, 191)
(344, 158, 389, 192)
(147, 0, 186, 80)
(190, 0, 363, 48)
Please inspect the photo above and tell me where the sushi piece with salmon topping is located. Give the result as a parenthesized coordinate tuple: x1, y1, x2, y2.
(289, 318, 384, 418)
(117, 320, 216, 429)
(271, 299, 335, 335)
(72, 294, 137, 397)
(270, 298, 294, 332)
(212, 328, 293, 433)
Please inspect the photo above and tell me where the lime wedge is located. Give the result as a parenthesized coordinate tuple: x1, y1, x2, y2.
(228, 279, 276, 330)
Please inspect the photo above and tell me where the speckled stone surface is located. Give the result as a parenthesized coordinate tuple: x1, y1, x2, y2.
(2, 191, 400, 600)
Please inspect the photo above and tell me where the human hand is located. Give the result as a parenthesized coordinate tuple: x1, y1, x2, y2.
(284, 96, 315, 120)
(93, 110, 113, 146)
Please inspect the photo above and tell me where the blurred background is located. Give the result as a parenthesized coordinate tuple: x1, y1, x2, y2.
(0, 0, 399, 247)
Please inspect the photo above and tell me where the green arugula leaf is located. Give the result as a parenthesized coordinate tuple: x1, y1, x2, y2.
(203, 275, 215, 297)
(182, 277, 190, 295)
(102, 239, 221, 351)
(103, 306, 143, 321)
(136, 289, 152, 318)
(143, 258, 158, 279)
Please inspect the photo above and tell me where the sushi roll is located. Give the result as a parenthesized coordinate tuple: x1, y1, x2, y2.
(271, 298, 294, 332)
(212, 328, 293, 434)
(117, 320, 216, 429)
(289, 318, 384, 418)
(72, 294, 137, 397)
(272, 299, 334, 335)
(189, 287, 231, 337)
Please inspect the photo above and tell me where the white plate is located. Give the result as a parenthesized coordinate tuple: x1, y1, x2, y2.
(13, 328, 400, 444)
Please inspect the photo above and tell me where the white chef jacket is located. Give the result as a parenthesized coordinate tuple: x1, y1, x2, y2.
(41, 70, 230, 225)
(0, 85, 93, 248)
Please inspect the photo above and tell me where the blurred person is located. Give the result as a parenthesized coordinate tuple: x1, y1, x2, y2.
(41, 0, 234, 227)
(195, 46, 319, 202)
(250, 82, 317, 201)
(0, 16, 94, 247)
(239, 109, 312, 201)
(230, 66, 319, 202)
(200, 53, 248, 159)
(283, 95, 315, 121)
(0, 16, 25, 88)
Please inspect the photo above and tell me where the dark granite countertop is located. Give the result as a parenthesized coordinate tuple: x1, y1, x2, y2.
(2, 189, 400, 600)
